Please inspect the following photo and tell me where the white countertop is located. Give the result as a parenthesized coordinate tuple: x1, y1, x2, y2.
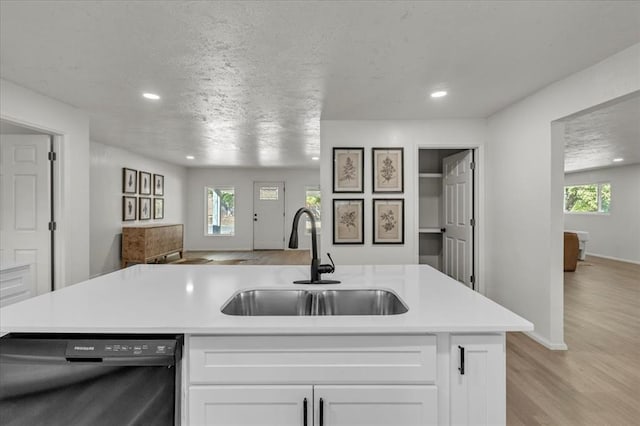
(0, 264, 533, 335)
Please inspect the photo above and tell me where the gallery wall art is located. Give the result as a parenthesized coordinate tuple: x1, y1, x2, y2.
(122, 167, 166, 222)
(333, 147, 364, 193)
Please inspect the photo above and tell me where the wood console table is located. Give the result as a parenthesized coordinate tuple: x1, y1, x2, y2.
(121, 224, 183, 267)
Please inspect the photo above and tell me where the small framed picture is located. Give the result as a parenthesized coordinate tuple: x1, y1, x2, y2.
(153, 174, 164, 196)
(372, 148, 404, 193)
(333, 147, 364, 193)
(372, 198, 404, 244)
(333, 199, 364, 244)
(139, 197, 151, 220)
(154, 198, 164, 219)
(122, 196, 137, 221)
(139, 171, 152, 195)
(122, 168, 137, 194)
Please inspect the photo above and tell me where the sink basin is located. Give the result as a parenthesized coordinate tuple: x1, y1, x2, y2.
(220, 290, 313, 316)
(318, 289, 408, 315)
(221, 289, 408, 316)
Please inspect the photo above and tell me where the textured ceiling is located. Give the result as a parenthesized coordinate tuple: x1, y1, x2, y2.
(564, 93, 640, 173)
(1, 1, 639, 167)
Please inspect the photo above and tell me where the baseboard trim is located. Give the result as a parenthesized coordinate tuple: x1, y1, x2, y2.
(586, 253, 640, 265)
(524, 331, 568, 350)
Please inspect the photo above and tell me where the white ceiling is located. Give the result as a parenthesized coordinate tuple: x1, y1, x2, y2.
(564, 93, 640, 173)
(1, 1, 639, 168)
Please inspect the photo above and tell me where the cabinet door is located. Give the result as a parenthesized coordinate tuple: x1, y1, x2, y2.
(314, 385, 437, 426)
(189, 385, 312, 426)
(450, 335, 505, 426)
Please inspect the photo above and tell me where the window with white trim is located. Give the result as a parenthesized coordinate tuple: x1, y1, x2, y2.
(205, 187, 235, 235)
(305, 186, 321, 234)
(564, 182, 610, 213)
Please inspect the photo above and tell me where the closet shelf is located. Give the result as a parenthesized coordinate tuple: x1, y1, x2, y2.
(418, 173, 443, 178)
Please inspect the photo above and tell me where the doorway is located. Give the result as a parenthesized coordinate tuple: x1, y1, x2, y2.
(0, 121, 56, 305)
(253, 181, 285, 250)
(417, 148, 477, 289)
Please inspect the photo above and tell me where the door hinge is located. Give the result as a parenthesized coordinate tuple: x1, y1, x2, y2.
(48, 151, 57, 161)
(470, 275, 475, 284)
(470, 218, 475, 227)
(48, 221, 57, 231)
(470, 161, 475, 170)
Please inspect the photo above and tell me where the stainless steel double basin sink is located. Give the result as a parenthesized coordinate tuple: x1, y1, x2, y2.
(221, 289, 408, 316)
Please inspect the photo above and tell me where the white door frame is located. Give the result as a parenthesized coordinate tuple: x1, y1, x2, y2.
(415, 145, 483, 294)
(0, 117, 63, 291)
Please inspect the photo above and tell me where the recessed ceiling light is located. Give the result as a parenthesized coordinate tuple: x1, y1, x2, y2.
(185, 155, 195, 160)
(311, 156, 319, 161)
(613, 158, 624, 162)
(430, 90, 447, 98)
(142, 93, 160, 100)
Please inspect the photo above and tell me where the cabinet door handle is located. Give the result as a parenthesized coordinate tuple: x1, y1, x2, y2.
(458, 345, 465, 375)
(319, 397, 324, 426)
(303, 398, 307, 426)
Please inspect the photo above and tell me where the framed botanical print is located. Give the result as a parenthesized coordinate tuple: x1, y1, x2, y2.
(122, 168, 137, 194)
(372, 148, 404, 193)
(122, 196, 137, 221)
(154, 198, 164, 219)
(139, 197, 151, 220)
(153, 174, 164, 196)
(333, 199, 364, 244)
(372, 198, 404, 244)
(333, 147, 364, 193)
(139, 171, 152, 195)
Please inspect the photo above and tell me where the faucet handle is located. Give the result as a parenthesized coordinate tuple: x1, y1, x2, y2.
(318, 253, 336, 274)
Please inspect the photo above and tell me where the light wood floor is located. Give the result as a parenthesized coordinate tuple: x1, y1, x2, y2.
(183, 251, 640, 424)
(184, 249, 311, 265)
(506, 256, 640, 425)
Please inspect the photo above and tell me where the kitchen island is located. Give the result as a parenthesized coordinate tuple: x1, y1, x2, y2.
(1, 264, 532, 425)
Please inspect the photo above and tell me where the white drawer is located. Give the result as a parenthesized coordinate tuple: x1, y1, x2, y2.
(189, 334, 436, 385)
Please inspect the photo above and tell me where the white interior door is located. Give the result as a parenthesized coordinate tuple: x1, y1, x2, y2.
(0, 135, 51, 297)
(442, 150, 474, 287)
(253, 181, 285, 250)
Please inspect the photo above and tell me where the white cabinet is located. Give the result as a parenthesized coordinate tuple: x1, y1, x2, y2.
(186, 334, 508, 426)
(316, 385, 437, 426)
(187, 335, 438, 425)
(0, 262, 32, 307)
(189, 384, 437, 426)
(189, 385, 311, 426)
(450, 335, 505, 426)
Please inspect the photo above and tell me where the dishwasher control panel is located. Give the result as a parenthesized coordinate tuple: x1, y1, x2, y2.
(65, 340, 176, 358)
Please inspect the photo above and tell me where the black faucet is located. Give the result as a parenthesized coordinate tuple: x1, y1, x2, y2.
(288, 207, 340, 284)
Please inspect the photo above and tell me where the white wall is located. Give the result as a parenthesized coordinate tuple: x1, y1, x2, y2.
(319, 120, 486, 267)
(0, 79, 90, 288)
(486, 43, 640, 349)
(564, 164, 640, 263)
(90, 141, 188, 277)
(186, 168, 319, 251)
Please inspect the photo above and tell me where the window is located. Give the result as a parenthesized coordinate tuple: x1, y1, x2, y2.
(259, 186, 279, 200)
(305, 186, 321, 234)
(205, 187, 235, 235)
(564, 183, 610, 213)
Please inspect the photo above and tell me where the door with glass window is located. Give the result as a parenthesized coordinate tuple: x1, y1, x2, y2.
(253, 182, 285, 250)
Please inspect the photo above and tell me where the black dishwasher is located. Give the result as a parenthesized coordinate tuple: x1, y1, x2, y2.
(0, 334, 182, 426)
